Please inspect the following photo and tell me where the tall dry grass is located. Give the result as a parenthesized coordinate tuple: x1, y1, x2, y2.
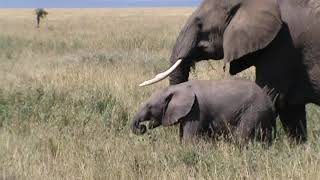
(0, 8, 320, 179)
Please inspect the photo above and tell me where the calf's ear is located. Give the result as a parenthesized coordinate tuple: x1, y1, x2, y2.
(162, 90, 195, 126)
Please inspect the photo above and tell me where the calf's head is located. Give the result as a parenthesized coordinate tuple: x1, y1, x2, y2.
(131, 88, 196, 135)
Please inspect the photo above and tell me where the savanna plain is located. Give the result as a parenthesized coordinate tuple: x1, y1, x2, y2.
(1, 8, 320, 180)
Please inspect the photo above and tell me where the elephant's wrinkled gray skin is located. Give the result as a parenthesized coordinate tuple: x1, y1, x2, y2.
(157, 0, 320, 142)
(132, 80, 276, 145)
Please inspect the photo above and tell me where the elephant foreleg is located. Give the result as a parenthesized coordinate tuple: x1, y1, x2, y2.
(279, 104, 307, 143)
(179, 120, 200, 143)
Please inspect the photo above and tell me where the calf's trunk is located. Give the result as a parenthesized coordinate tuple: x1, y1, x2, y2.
(131, 115, 147, 135)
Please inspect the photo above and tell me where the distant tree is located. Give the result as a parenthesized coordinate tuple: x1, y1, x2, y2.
(35, 8, 48, 28)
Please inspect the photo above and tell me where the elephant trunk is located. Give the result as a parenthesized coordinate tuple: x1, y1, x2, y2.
(169, 19, 198, 85)
(169, 59, 192, 85)
(131, 115, 147, 135)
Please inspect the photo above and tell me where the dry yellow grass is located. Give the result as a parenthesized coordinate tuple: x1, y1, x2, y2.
(1, 8, 320, 180)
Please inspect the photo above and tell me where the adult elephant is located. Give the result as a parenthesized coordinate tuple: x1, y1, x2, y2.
(140, 0, 320, 142)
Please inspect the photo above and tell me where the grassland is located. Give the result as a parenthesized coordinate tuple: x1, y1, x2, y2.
(1, 8, 320, 179)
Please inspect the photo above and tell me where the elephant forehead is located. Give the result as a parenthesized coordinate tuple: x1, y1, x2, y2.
(200, 0, 241, 9)
(147, 88, 169, 104)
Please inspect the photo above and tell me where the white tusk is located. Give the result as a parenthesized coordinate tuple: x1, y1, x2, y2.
(139, 59, 182, 87)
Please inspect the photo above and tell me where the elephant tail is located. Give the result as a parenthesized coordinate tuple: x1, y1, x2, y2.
(261, 86, 279, 110)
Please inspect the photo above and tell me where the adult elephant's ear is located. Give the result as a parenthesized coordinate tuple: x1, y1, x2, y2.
(223, 0, 282, 64)
(162, 90, 196, 126)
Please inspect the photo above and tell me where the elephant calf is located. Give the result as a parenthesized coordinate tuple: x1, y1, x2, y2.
(132, 80, 276, 145)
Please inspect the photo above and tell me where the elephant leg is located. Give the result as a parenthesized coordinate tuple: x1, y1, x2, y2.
(235, 119, 254, 146)
(279, 104, 307, 143)
(257, 110, 276, 146)
(234, 107, 261, 145)
(179, 120, 200, 143)
(258, 121, 274, 147)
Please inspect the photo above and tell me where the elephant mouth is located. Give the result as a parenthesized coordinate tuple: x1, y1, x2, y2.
(148, 119, 161, 129)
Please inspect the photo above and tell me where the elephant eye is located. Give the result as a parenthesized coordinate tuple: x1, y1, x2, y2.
(146, 103, 152, 110)
(195, 17, 203, 30)
(228, 3, 241, 17)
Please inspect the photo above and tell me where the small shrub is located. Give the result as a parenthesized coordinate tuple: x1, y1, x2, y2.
(35, 8, 48, 28)
(180, 150, 200, 167)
